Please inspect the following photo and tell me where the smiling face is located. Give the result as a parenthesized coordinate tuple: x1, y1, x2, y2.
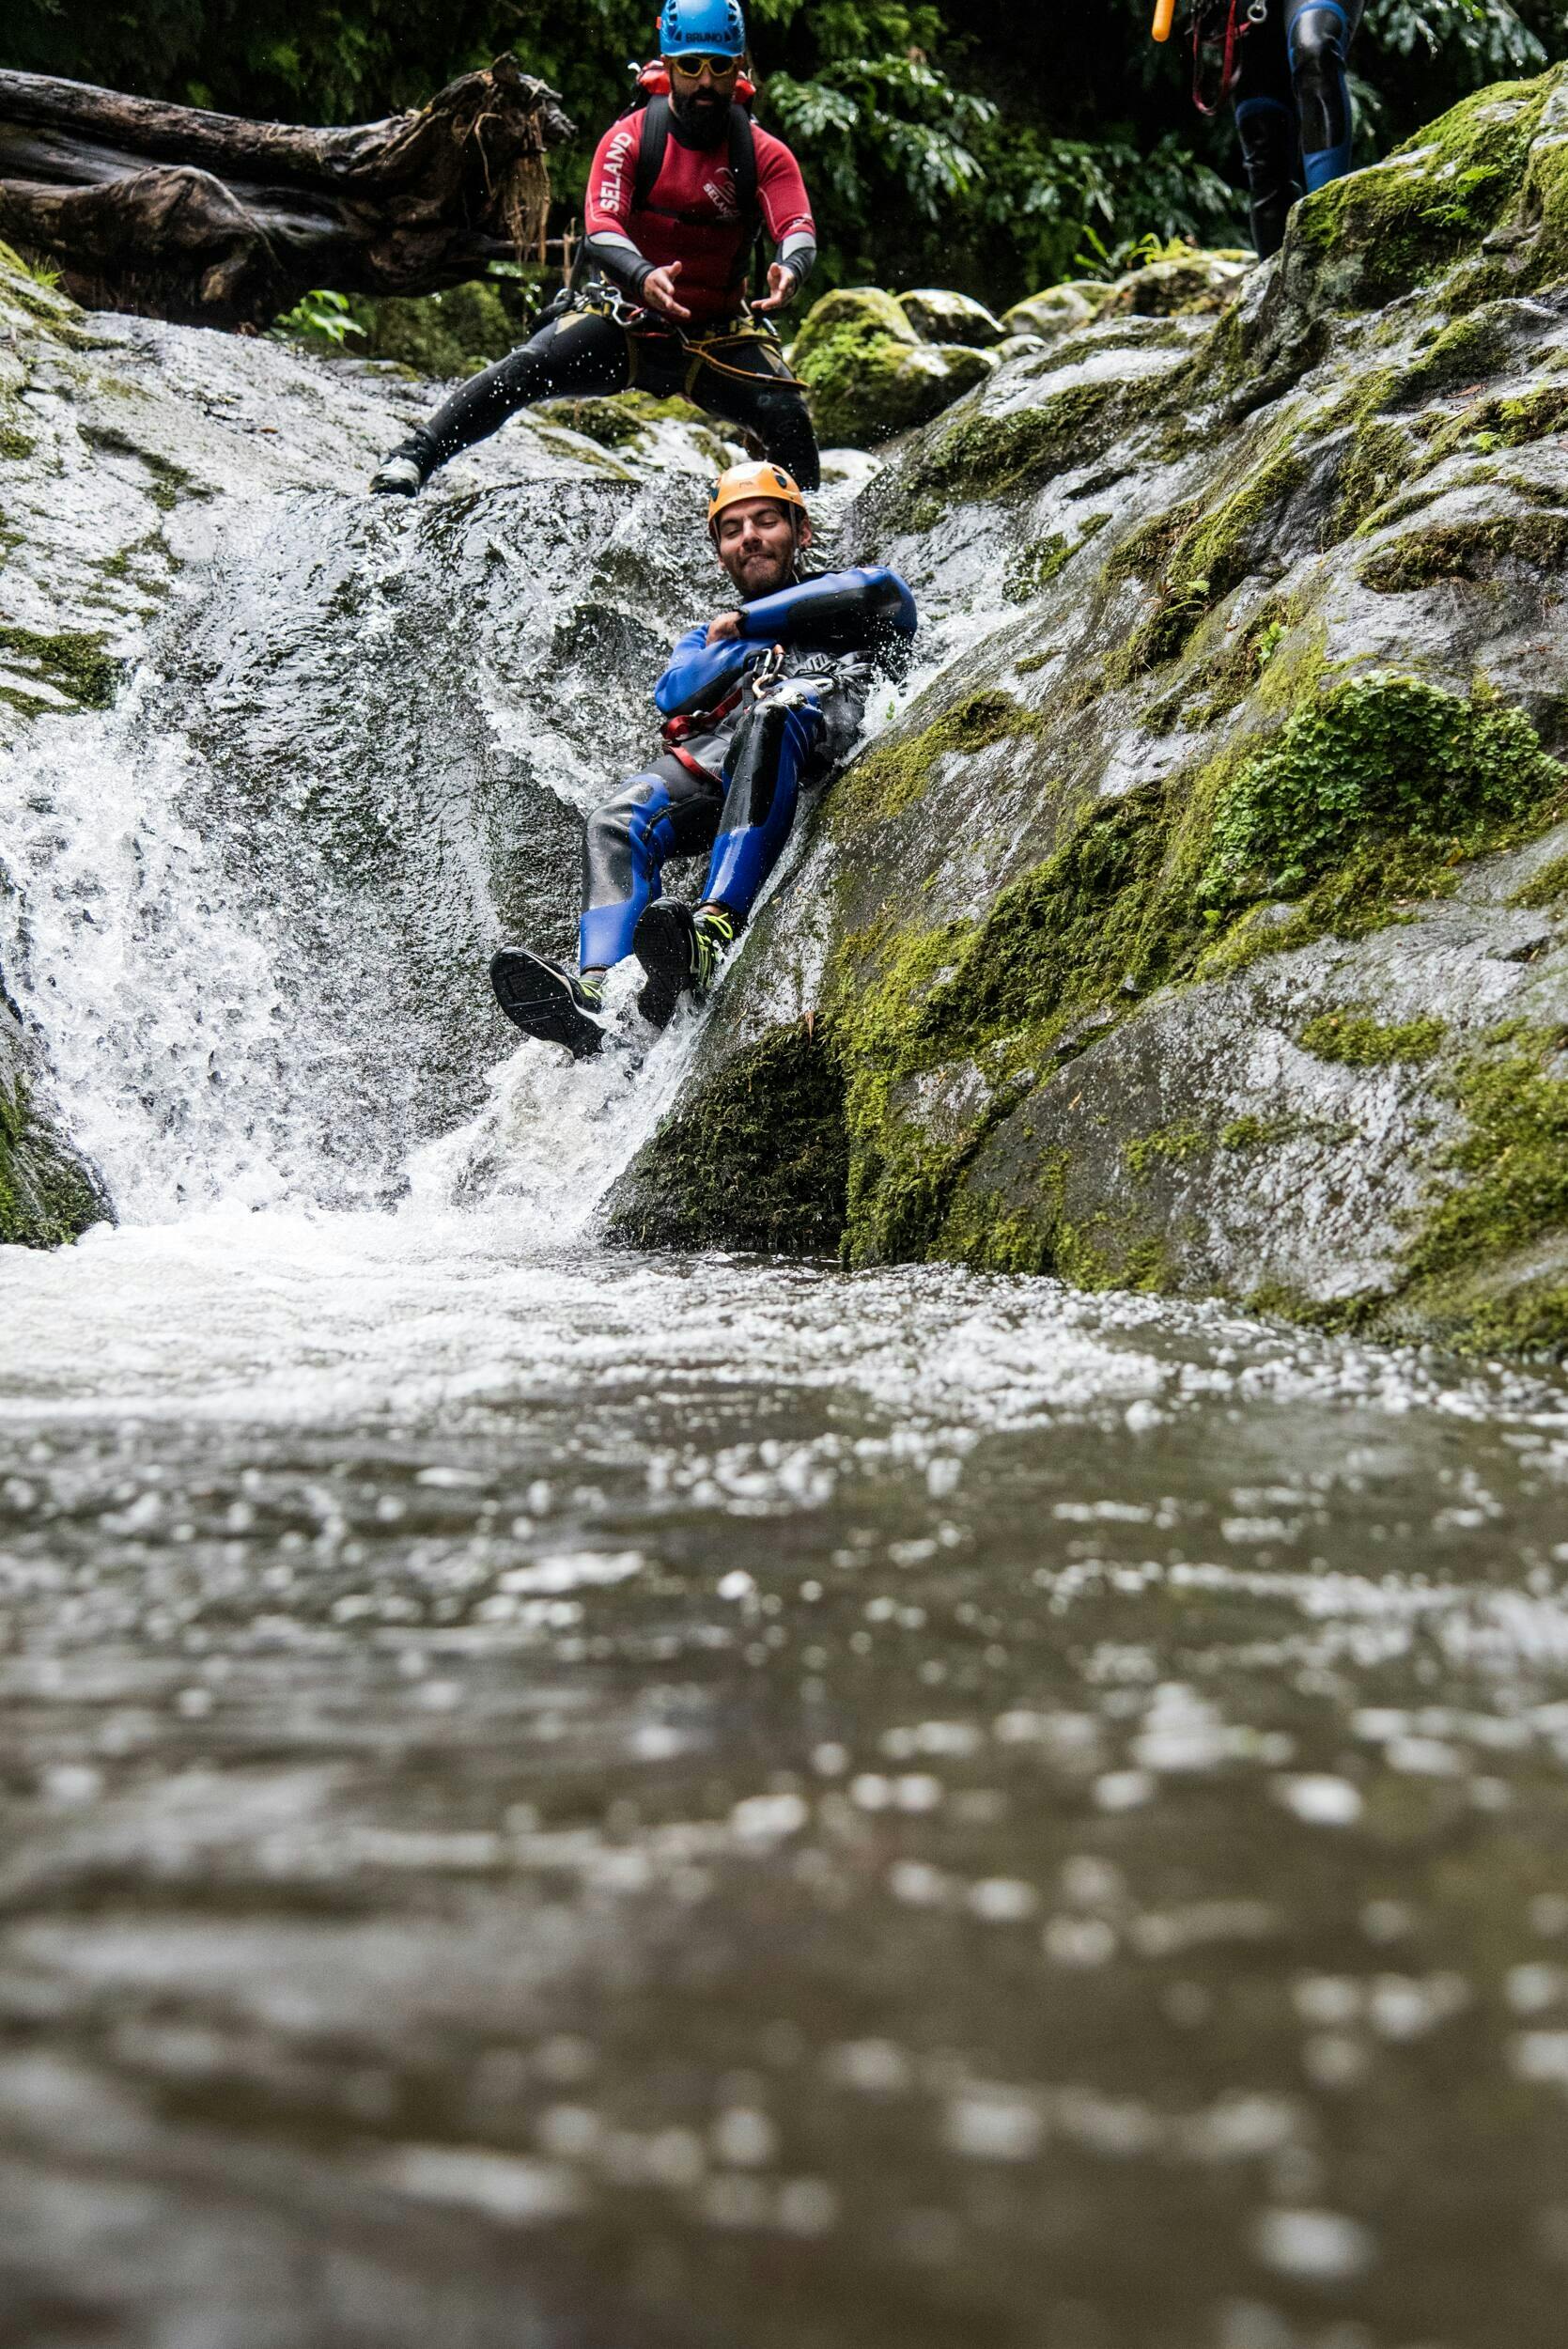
(714, 496, 811, 599)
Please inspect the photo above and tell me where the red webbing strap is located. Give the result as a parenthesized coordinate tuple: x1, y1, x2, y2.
(1192, 0, 1248, 117)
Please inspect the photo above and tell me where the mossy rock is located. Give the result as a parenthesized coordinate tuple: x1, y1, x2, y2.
(800, 335, 995, 450)
(1290, 74, 1556, 309)
(792, 287, 918, 366)
(1103, 252, 1252, 318)
(0, 1042, 105, 1250)
(604, 1019, 847, 1254)
(1001, 287, 1097, 341)
(533, 391, 710, 449)
(896, 288, 1006, 348)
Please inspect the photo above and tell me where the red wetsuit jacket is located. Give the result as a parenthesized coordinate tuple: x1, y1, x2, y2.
(583, 76, 816, 328)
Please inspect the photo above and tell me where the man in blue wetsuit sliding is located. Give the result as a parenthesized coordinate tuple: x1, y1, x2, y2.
(489, 461, 917, 1058)
(1230, 0, 1363, 257)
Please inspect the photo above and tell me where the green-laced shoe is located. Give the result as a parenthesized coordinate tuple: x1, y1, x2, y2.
(632, 901, 737, 1029)
(489, 948, 608, 1059)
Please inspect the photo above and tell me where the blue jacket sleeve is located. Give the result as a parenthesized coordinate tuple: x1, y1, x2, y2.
(654, 624, 759, 719)
(736, 567, 918, 652)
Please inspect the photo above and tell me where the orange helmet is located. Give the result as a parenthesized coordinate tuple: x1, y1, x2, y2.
(706, 460, 810, 538)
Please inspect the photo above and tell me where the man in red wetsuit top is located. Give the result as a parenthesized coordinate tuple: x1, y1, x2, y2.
(369, 0, 820, 497)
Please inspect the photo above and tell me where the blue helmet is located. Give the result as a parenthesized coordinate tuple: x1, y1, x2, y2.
(658, 0, 747, 55)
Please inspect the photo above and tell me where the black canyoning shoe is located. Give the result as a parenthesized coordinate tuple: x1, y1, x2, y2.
(369, 446, 428, 496)
(632, 901, 695, 1029)
(489, 949, 608, 1060)
(633, 901, 736, 1029)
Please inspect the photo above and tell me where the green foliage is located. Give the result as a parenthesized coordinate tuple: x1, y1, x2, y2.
(272, 287, 365, 349)
(8, 0, 1562, 310)
(1203, 677, 1566, 900)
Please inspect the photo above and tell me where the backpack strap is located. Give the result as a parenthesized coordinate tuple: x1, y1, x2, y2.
(726, 102, 763, 290)
(633, 93, 671, 215)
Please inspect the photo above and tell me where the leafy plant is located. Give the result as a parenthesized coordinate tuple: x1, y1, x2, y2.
(272, 288, 366, 349)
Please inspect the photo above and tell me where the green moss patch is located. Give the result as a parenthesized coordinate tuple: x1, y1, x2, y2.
(1203, 677, 1565, 901)
(1510, 848, 1568, 906)
(895, 379, 1125, 510)
(605, 1019, 846, 1256)
(1220, 1113, 1296, 1150)
(1400, 1031, 1568, 1353)
(1298, 1008, 1448, 1064)
(0, 624, 121, 711)
(1389, 308, 1516, 405)
(1115, 443, 1307, 675)
(830, 691, 1044, 837)
(1360, 513, 1568, 592)
(1123, 1119, 1207, 1176)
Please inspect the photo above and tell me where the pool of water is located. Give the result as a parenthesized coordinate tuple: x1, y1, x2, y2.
(4, 1204, 1567, 2349)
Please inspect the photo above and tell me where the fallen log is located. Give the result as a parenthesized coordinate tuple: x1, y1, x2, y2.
(0, 56, 575, 327)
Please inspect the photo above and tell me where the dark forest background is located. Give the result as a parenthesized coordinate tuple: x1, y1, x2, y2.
(8, 1, 1566, 305)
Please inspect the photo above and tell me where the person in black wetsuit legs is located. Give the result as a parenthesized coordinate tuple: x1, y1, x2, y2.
(489, 461, 918, 1060)
(1233, 0, 1365, 257)
(370, 0, 820, 496)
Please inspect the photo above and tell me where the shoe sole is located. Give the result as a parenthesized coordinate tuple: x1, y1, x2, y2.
(489, 949, 604, 1060)
(633, 903, 696, 1030)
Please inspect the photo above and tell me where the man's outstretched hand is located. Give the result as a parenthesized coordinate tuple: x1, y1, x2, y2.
(642, 262, 692, 322)
(751, 262, 799, 316)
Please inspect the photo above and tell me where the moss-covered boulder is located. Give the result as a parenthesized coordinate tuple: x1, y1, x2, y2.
(896, 288, 1006, 347)
(791, 286, 996, 447)
(1102, 248, 1253, 317)
(1001, 284, 1105, 343)
(608, 62, 1568, 1357)
(0, 1000, 104, 1248)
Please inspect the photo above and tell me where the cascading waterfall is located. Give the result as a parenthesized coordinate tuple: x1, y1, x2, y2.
(2, 459, 742, 1228)
(0, 359, 898, 1238)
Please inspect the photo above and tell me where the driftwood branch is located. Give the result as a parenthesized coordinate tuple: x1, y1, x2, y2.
(0, 56, 576, 326)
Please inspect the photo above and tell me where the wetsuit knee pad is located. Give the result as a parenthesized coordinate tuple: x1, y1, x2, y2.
(746, 391, 821, 493)
(1288, 1, 1355, 184)
(579, 774, 673, 958)
(1234, 94, 1295, 179)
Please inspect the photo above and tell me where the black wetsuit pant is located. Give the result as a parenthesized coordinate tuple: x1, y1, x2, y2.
(1233, 0, 1364, 258)
(396, 306, 820, 491)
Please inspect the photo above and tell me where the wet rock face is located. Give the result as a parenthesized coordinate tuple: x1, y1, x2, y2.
(613, 68, 1568, 1358)
(0, 239, 731, 1225)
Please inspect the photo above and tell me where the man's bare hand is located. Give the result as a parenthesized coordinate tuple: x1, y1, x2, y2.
(642, 262, 691, 322)
(705, 612, 742, 645)
(751, 262, 799, 316)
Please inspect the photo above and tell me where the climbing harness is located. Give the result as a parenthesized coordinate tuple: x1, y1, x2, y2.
(1188, 0, 1269, 116)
